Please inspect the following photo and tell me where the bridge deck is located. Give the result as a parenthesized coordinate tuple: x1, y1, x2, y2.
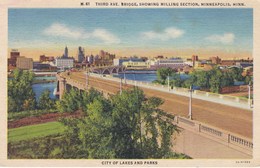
(63, 71, 252, 138)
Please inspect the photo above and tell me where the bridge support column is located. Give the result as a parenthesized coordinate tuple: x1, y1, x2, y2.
(59, 78, 66, 99)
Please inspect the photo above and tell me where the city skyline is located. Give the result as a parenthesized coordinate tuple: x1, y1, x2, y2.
(8, 8, 253, 60)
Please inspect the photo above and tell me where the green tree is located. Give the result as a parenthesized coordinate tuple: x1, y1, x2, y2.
(59, 118, 88, 158)
(58, 87, 181, 159)
(79, 97, 115, 158)
(156, 68, 175, 84)
(182, 73, 197, 88)
(244, 76, 253, 85)
(110, 87, 145, 158)
(209, 69, 222, 93)
(8, 69, 36, 112)
(229, 67, 244, 81)
(221, 72, 233, 87)
(38, 90, 55, 110)
(56, 88, 82, 113)
(170, 78, 183, 87)
(195, 71, 210, 89)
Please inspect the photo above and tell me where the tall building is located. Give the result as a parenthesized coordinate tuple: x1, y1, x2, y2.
(211, 56, 221, 64)
(192, 55, 199, 62)
(77, 46, 85, 63)
(87, 54, 94, 64)
(8, 50, 20, 66)
(99, 50, 105, 59)
(97, 50, 115, 65)
(192, 55, 199, 67)
(16, 56, 33, 70)
(63, 46, 68, 58)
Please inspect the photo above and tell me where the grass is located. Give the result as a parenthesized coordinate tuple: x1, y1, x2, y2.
(8, 121, 65, 143)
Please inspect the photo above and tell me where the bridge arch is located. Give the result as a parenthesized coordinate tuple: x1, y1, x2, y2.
(89, 66, 125, 75)
(102, 69, 110, 74)
(111, 67, 118, 74)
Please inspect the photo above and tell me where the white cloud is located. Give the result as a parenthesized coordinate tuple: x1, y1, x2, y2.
(43, 23, 120, 44)
(43, 23, 86, 39)
(142, 27, 184, 41)
(205, 33, 235, 44)
(92, 28, 121, 44)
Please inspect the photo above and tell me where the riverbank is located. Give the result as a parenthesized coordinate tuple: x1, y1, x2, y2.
(32, 79, 56, 84)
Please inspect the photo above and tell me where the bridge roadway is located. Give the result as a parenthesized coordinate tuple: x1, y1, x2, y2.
(65, 72, 252, 138)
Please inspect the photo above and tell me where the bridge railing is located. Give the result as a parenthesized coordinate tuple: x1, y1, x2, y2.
(169, 115, 253, 155)
(152, 110, 253, 156)
(87, 73, 251, 109)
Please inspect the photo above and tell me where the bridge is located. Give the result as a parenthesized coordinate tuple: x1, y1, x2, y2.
(89, 65, 126, 75)
(56, 71, 253, 158)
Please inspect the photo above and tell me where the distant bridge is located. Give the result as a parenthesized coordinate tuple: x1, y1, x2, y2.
(89, 65, 126, 75)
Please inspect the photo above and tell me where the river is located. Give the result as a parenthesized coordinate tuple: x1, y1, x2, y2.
(32, 76, 57, 100)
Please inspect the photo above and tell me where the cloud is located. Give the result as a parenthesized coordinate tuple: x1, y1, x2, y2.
(43, 23, 86, 39)
(205, 33, 235, 44)
(92, 29, 120, 44)
(43, 23, 120, 44)
(142, 27, 184, 41)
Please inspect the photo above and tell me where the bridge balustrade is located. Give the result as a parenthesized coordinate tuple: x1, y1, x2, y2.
(230, 135, 253, 149)
(200, 125, 222, 137)
(173, 116, 252, 155)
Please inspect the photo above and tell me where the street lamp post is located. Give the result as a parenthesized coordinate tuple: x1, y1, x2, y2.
(124, 71, 126, 84)
(248, 82, 251, 108)
(86, 71, 89, 90)
(188, 85, 193, 120)
(120, 77, 123, 95)
(167, 75, 170, 91)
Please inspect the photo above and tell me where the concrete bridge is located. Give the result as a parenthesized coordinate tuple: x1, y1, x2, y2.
(89, 65, 126, 75)
(56, 71, 253, 158)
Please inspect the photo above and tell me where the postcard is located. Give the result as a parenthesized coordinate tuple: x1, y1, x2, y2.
(0, 0, 260, 167)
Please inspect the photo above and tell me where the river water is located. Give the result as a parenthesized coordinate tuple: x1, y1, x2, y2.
(32, 76, 57, 101)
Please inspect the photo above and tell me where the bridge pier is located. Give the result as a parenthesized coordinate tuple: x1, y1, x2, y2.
(58, 77, 66, 99)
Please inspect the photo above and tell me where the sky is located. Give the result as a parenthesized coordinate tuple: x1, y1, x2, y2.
(8, 8, 253, 60)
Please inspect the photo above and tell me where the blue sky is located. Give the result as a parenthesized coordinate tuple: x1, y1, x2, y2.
(8, 8, 253, 59)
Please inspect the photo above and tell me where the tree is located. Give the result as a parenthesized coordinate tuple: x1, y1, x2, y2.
(79, 97, 115, 159)
(221, 72, 233, 87)
(58, 87, 181, 159)
(56, 88, 82, 113)
(244, 76, 253, 85)
(8, 69, 36, 112)
(110, 87, 145, 158)
(170, 77, 183, 87)
(56, 87, 103, 113)
(156, 68, 175, 84)
(209, 69, 222, 93)
(195, 71, 210, 89)
(229, 67, 244, 81)
(38, 90, 55, 110)
(182, 73, 197, 88)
